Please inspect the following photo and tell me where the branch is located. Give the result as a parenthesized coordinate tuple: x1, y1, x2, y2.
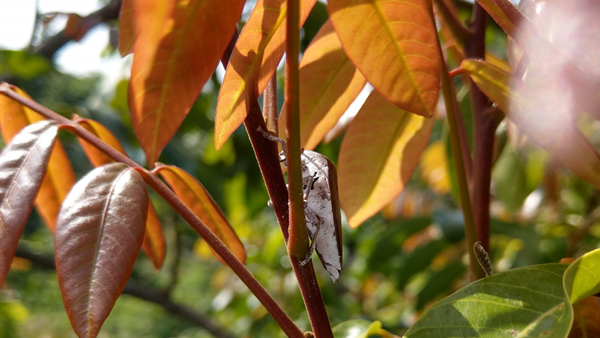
(0, 83, 304, 338)
(15, 245, 237, 338)
(33, 0, 122, 59)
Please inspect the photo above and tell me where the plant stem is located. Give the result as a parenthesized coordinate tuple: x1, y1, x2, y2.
(0, 83, 304, 338)
(264, 76, 279, 134)
(437, 60, 485, 281)
(285, 0, 309, 261)
(219, 31, 332, 337)
(465, 2, 496, 254)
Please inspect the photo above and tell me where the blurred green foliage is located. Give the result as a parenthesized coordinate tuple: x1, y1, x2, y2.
(2, 2, 600, 337)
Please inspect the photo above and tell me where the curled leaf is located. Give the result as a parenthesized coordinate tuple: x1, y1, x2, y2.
(55, 163, 148, 338)
(214, 0, 317, 149)
(0, 121, 59, 287)
(156, 164, 246, 264)
(278, 20, 367, 150)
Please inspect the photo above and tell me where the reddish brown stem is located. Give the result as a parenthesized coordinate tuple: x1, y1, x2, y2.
(465, 3, 494, 253)
(0, 83, 304, 338)
(264, 76, 279, 134)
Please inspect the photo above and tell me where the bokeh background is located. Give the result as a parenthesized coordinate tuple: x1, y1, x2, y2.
(2, 0, 600, 337)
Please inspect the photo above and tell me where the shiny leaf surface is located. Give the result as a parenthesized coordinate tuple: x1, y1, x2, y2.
(129, 0, 245, 164)
(462, 60, 600, 190)
(278, 20, 367, 150)
(0, 86, 75, 231)
(405, 264, 571, 338)
(332, 319, 383, 338)
(0, 121, 59, 287)
(156, 164, 246, 264)
(214, 0, 317, 149)
(338, 91, 433, 228)
(76, 119, 166, 270)
(328, 0, 440, 117)
(55, 163, 148, 338)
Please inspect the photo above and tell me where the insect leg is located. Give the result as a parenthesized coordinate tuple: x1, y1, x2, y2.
(300, 223, 321, 266)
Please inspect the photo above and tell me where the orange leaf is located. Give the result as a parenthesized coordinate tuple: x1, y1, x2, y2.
(338, 91, 433, 228)
(278, 20, 367, 150)
(77, 118, 127, 167)
(328, 0, 440, 117)
(129, 0, 245, 165)
(142, 202, 167, 270)
(214, 0, 317, 149)
(461, 60, 600, 190)
(0, 86, 75, 232)
(76, 118, 166, 270)
(118, 0, 136, 56)
(156, 165, 246, 264)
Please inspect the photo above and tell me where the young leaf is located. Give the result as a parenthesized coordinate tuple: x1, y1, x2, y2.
(77, 118, 128, 166)
(476, 0, 525, 38)
(0, 121, 59, 287)
(461, 60, 600, 190)
(332, 319, 385, 338)
(214, 0, 317, 149)
(142, 203, 167, 270)
(328, 0, 440, 117)
(563, 248, 600, 305)
(278, 20, 367, 150)
(0, 85, 75, 231)
(118, 0, 135, 56)
(55, 163, 149, 338)
(338, 91, 433, 228)
(76, 118, 166, 270)
(129, 0, 245, 165)
(404, 264, 571, 338)
(156, 164, 246, 264)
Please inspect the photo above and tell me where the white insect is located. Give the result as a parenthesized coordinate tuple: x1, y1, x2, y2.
(259, 128, 343, 282)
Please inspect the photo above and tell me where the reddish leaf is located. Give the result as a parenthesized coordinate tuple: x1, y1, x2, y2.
(156, 164, 246, 264)
(142, 203, 166, 270)
(214, 0, 317, 149)
(76, 118, 127, 167)
(129, 0, 245, 166)
(569, 296, 600, 338)
(118, 0, 135, 56)
(338, 91, 433, 228)
(328, 0, 440, 117)
(278, 20, 367, 150)
(0, 121, 59, 287)
(76, 118, 166, 270)
(55, 163, 148, 338)
(461, 60, 600, 190)
(0, 85, 75, 231)
(476, 0, 525, 38)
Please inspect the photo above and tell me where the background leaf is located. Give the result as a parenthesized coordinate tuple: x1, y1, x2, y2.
(55, 163, 148, 338)
(332, 319, 382, 338)
(118, 0, 135, 56)
(129, 0, 245, 165)
(0, 86, 75, 231)
(338, 91, 433, 228)
(156, 164, 246, 264)
(278, 19, 366, 150)
(214, 0, 317, 149)
(0, 121, 58, 287)
(328, 0, 440, 117)
(461, 60, 600, 191)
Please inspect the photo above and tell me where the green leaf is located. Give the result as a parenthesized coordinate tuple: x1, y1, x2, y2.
(0, 50, 51, 79)
(563, 248, 600, 305)
(333, 319, 382, 338)
(405, 264, 570, 338)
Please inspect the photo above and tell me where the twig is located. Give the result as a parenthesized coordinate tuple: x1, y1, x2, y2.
(264, 76, 279, 134)
(0, 82, 304, 338)
(14, 245, 237, 338)
(33, 0, 123, 59)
